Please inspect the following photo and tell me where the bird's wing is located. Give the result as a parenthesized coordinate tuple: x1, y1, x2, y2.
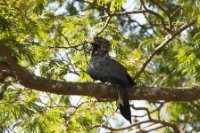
(105, 57, 136, 86)
(88, 56, 130, 86)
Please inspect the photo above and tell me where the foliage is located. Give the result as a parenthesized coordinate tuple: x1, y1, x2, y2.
(0, 0, 200, 132)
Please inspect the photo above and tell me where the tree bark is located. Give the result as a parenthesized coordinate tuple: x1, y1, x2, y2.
(0, 41, 200, 101)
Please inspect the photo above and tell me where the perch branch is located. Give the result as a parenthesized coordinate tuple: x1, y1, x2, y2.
(0, 42, 200, 102)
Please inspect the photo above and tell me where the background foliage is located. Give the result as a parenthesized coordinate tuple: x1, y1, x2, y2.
(0, 0, 200, 132)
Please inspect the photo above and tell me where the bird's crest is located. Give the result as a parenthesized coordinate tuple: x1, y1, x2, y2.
(90, 37, 111, 56)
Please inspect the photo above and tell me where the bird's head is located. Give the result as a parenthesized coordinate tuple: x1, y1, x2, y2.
(90, 37, 111, 56)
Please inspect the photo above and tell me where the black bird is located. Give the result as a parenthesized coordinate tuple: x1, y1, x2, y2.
(87, 37, 136, 123)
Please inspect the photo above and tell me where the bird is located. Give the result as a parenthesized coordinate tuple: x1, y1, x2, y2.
(87, 37, 136, 124)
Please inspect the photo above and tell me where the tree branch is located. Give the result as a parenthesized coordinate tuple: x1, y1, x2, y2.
(101, 9, 146, 18)
(140, 0, 170, 33)
(0, 62, 15, 82)
(76, 0, 109, 12)
(1, 41, 200, 101)
(134, 18, 196, 79)
(149, 0, 173, 29)
(96, 16, 111, 36)
(132, 105, 181, 133)
(93, 120, 150, 131)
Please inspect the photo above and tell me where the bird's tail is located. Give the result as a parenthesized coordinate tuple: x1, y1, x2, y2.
(118, 87, 131, 124)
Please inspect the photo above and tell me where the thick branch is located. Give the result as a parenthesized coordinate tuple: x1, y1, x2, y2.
(0, 42, 200, 101)
(0, 62, 15, 82)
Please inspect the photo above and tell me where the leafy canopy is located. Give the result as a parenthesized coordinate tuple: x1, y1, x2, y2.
(0, 0, 200, 132)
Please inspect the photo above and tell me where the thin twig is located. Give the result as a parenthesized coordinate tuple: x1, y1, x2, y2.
(142, 10, 161, 27)
(150, 0, 173, 30)
(140, 0, 170, 33)
(132, 105, 181, 133)
(93, 120, 150, 131)
(49, 42, 85, 49)
(171, 6, 183, 18)
(133, 18, 196, 79)
(190, 101, 200, 110)
(144, 125, 165, 132)
(96, 16, 111, 36)
(151, 119, 181, 133)
(76, 0, 109, 12)
(56, 27, 71, 46)
(101, 9, 146, 18)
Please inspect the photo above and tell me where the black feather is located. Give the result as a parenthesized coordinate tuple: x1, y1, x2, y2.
(87, 37, 136, 123)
